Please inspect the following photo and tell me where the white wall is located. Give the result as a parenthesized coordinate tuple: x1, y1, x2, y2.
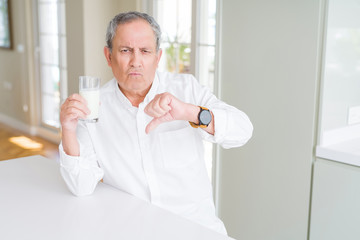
(217, 0, 323, 239)
(66, 0, 137, 95)
(83, 0, 138, 84)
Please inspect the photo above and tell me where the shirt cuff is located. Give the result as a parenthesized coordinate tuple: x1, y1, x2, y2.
(58, 142, 81, 169)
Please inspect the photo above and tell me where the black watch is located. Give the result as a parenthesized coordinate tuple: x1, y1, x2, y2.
(189, 106, 212, 128)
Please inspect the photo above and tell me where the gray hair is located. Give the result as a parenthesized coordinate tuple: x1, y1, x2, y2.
(106, 11, 162, 53)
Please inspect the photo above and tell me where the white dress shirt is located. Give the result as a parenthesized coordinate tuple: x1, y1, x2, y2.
(59, 71, 253, 235)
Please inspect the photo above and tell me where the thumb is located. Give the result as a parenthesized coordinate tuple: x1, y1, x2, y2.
(145, 112, 173, 134)
(145, 118, 162, 134)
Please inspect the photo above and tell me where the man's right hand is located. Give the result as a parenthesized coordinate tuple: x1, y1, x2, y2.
(60, 94, 90, 156)
(60, 94, 90, 132)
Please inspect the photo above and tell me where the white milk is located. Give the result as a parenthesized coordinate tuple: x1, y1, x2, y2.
(80, 89, 99, 121)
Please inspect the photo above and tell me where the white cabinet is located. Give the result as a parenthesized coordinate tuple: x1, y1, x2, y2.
(310, 159, 360, 240)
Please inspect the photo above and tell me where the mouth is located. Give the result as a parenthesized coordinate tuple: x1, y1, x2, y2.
(128, 72, 142, 76)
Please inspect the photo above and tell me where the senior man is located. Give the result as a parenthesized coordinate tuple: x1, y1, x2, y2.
(59, 11, 253, 235)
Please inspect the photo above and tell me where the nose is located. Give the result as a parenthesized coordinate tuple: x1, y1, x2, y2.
(130, 50, 142, 68)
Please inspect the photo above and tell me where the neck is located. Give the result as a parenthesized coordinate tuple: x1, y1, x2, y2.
(118, 84, 150, 107)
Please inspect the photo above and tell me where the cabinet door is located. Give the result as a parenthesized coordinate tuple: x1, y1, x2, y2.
(310, 159, 360, 240)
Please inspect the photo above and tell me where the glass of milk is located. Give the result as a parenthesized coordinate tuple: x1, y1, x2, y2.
(79, 76, 100, 122)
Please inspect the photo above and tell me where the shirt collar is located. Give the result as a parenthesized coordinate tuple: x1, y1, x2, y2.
(143, 72, 159, 105)
(114, 72, 160, 109)
(114, 78, 133, 109)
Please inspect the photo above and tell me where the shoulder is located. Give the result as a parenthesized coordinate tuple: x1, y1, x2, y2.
(100, 78, 117, 100)
(156, 71, 206, 103)
(157, 71, 198, 88)
(100, 78, 117, 94)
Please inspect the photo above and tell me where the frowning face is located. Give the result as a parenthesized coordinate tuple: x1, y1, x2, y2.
(104, 19, 162, 99)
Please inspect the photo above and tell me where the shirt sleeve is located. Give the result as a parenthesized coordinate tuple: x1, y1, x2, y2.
(189, 75, 254, 149)
(59, 121, 104, 196)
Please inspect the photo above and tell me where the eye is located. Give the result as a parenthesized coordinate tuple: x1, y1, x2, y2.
(141, 49, 151, 54)
(120, 48, 130, 53)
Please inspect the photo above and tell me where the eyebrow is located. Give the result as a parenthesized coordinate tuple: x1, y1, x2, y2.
(118, 45, 132, 49)
(118, 46, 154, 51)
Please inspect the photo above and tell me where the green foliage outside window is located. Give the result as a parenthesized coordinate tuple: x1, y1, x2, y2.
(164, 36, 191, 73)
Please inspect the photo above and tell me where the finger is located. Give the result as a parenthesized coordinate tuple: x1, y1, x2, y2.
(152, 105, 169, 117)
(70, 107, 88, 120)
(149, 96, 164, 115)
(67, 113, 86, 122)
(145, 102, 162, 117)
(145, 98, 171, 117)
(158, 94, 172, 111)
(62, 95, 87, 111)
(69, 93, 87, 104)
(145, 113, 173, 134)
(62, 107, 88, 122)
(152, 94, 171, 114)
(66, 99, 90, 115)
(61, 99, 89, 117)
(145, 118, 162, 134)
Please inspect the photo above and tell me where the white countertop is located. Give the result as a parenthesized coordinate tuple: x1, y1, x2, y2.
(0, 155, 234, 240)
(316, 124, 360, 167)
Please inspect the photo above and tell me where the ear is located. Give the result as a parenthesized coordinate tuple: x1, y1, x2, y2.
(104, 46, 112, 66)
(156, 49, 162, 67)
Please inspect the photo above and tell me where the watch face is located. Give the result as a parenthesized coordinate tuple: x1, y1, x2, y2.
(199, 109, 212, 125)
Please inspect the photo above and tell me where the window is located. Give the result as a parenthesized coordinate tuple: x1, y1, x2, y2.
(149, 0, 219, 180)
(34, 0, 67, 129)
(154, 0, 192, 74)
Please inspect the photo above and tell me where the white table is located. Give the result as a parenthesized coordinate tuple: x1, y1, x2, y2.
(0, 155, 234, 240)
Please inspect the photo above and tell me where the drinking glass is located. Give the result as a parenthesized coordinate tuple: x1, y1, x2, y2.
(79, 76, 100, 122)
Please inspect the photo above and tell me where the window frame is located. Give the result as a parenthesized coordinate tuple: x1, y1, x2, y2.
(33, 0, 67, 132)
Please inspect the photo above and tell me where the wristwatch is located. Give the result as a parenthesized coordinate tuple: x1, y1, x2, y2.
(189, 106, 212, 128)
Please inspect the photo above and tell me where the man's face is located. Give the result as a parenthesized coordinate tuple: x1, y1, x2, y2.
(104, 19, 162, 97)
